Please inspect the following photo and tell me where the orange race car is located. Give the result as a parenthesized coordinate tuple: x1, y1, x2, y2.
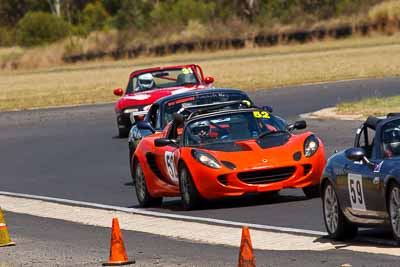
(132, 103, 326, 210)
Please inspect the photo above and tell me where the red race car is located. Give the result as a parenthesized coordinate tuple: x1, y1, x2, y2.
(132, 103, 326, 210)
(113, 64, 214, 137)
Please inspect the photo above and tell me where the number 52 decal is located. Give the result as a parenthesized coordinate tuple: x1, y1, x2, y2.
(253, 111, 270, 119)
(348, 173, 366, 211)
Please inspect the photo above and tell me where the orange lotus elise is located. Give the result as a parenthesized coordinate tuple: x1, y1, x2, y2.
(132, 103, 325, 210)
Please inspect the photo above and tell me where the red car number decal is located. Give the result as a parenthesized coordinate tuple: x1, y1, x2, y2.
(165, 151, 178, 182)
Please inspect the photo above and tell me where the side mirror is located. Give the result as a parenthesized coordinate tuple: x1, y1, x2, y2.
(204, 76, 214, 84)
(113, 88, 123, 96)
(136, 121, 155, 133)
(154, 138, 178, 147)
(288, 120, 307, 131)
(345, 147, 365, 161)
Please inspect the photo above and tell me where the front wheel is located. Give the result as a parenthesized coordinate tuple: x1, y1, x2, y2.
(179, 164, 202, 210)
(322, 181, 358, 240)
(135, 160, 162, 207)
(303, 184, 320, 198)
(388, 182, 400, 242)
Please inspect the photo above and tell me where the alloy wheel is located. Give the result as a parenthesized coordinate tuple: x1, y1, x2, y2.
(324, 184, 339, 234)
(135, 164, 146, 202)
(390, 186, 400, 238)
(180, 168, 191, 204)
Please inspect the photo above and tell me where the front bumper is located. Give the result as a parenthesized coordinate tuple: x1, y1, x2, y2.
(117, 112, 131, 128)
(190, 159, 325, 199)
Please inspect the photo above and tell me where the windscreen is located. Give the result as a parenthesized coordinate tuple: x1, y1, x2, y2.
(161, 93, 250, 128)
(127, 67, 198, 93)
(184, 111, 287, 147)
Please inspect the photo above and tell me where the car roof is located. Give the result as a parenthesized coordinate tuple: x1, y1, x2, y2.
(154, 88, 249, 106)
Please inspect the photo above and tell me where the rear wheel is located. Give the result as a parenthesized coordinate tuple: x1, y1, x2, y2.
(135, 160, 162, 207)
(303, 184, 320, 198)
(322, 181, 358, 240)
(388, 182, 400, 242)
(179, 164, 202, 210)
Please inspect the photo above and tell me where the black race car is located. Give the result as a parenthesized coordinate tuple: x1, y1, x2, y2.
(127, 88, 253, 179)
(321, 113, 400, 242)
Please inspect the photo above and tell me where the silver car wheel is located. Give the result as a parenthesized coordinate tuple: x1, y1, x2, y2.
(180, 169, 190, 204)
(135, 163, 146, 202)
(390, 186, 400, 238)
(324, 184, 339, 234)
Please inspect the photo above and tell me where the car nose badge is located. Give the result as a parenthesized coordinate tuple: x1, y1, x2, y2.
(262, 159, 268, 163)
(373, 177, 380, 185)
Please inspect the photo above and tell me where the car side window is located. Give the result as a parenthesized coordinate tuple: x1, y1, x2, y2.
(381, 119, 400, 159)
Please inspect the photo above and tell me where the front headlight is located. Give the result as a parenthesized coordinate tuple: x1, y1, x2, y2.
(191, 150, 221, 169)
(304, 135, 319, 157)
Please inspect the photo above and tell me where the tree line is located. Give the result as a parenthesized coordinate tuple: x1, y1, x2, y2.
(0, 0, 385, 47)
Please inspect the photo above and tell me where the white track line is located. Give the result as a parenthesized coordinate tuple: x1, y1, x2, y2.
(0, 191, 326, 236)
(2, 192, 400, 256)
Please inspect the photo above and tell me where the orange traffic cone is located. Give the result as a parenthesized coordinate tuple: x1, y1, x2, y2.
(238, 226, 256, 267)
(103, 217, 135, 266)
(0, 207, 15, 247)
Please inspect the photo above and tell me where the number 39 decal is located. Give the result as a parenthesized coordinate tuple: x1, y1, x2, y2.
(347, 173, 366, 211)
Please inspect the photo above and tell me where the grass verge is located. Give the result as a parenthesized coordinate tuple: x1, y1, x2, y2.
(337, 95, 400, 117)
(1, 35, 400, 111)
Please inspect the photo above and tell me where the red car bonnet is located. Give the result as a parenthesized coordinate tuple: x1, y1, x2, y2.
(116, 85, 207, 112)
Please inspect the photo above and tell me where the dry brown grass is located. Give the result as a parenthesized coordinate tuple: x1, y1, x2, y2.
(1, 35, 400, 111)
(337, 96, 400, 116)
(368, 0, 400, 24)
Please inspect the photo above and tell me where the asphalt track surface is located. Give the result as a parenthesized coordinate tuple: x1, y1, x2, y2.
(1, 77, 400, 234)
(3, 211, 400, 267)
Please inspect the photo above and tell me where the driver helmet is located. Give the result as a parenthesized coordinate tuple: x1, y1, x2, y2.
(192, 121, 210, 138)
(383, 128, 400, 156)
(137, 73, 154, 90)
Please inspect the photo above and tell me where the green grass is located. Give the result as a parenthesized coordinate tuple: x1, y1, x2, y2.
(1, 35, 400, 111)
(337, 95, 400, 116)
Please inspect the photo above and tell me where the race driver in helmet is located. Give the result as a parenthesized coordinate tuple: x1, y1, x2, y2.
(135, 73, 155, 92)
(383, 127, 400, 158)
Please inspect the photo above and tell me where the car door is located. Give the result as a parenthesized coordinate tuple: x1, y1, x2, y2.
(153, 123, 181, 186)
(343, 126, 384, 217)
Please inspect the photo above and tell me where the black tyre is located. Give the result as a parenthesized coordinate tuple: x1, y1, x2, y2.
(134, 160, 162, 207)
(129, 153, 135, 184)
(322, 181, 358, 240)
(118, 127, 129, 138)
(388, 182, 400, 243)
(179, 164, 202, 210)
(303, 184, 321, 198)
